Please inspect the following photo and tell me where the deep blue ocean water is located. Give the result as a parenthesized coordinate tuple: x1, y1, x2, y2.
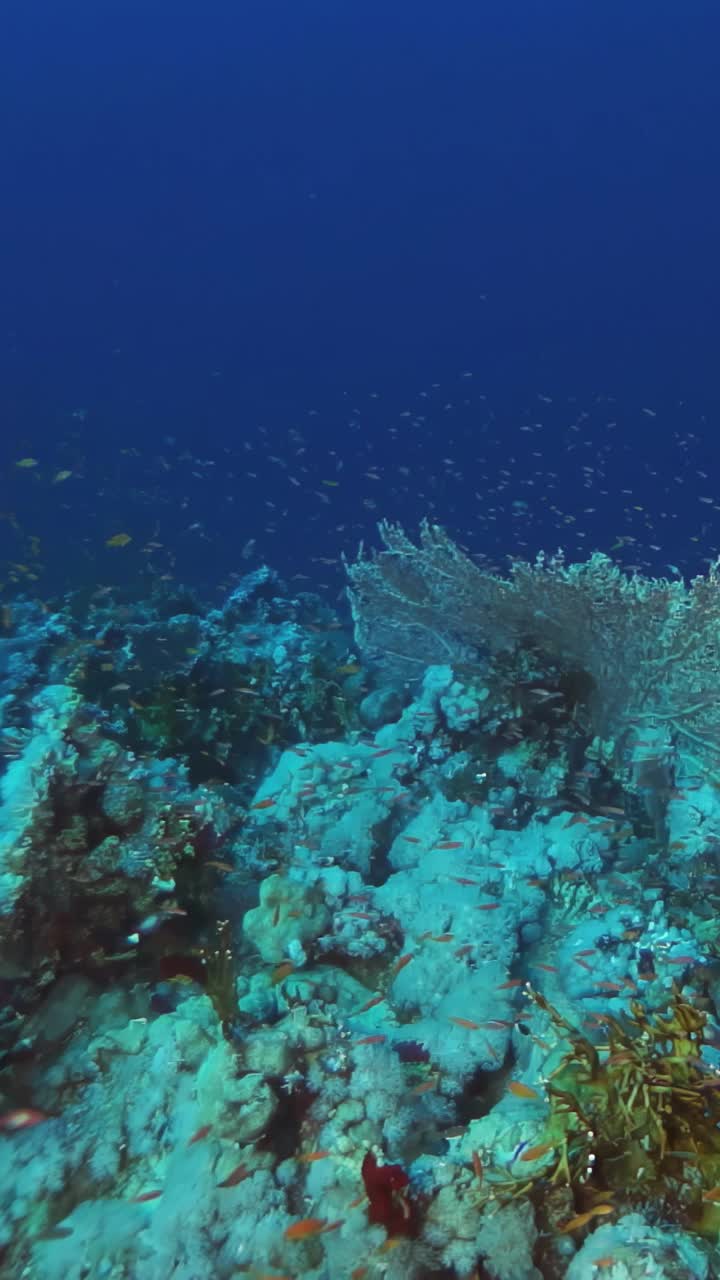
(3, 0, 720, 594)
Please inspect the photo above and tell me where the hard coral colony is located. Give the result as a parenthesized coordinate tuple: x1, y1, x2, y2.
(2, 532, 720, 1277)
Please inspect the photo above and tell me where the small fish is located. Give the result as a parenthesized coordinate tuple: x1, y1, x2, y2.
(106, 532, 132, 547)
(0, 1108, 48, 1131)
(371, 747, 395, 758)
(497, 978, 523, 990)
(354, 1034, 387, 1046)
(271, 961, 294, 985)
(448, 1016, 480, 1030)
(297, 1150, 331, 1163)
(130, 1189, 163, 1203)
(215, 1162, 249, 1187)
(432, 933, 455, 943)
(559, 1204, 615, 1233)
(476, 902, 500, 911)
(434, 841, 464, 850)
(530, 962, 558, 973)
(573, 956, 593, 973)
(471, 1149, 483, 1181)
(205, 860, 234, 872)
(358, 993, 385, 1013)
(15, 457, 38, 468)
(401, 835, 421, 844)
(391, 952, 415, 977)
(595, 980, 624, 993)
(410, 1077, 439, 1095)
(507, 1081, 540, 1100)
(187, 1123, 212, 1145)
(702, 1186, 720, 1202)
(451, 876, 478, 886)
(51, 469, 72, 483)
(520, 1141, 555, 1162)
(251, 796, 276, 810)
(284, 1217, 336, 1241)
(575, 948, 597, 957)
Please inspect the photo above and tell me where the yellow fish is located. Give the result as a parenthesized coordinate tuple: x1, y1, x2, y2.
(106, 533, 132, 548)
(559, 1204, 615, 1233)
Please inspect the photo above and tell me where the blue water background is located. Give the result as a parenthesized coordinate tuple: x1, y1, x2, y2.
(2, 0, 720, 592)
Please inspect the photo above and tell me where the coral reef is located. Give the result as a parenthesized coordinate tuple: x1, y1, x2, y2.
(2, 546, 720, 1277)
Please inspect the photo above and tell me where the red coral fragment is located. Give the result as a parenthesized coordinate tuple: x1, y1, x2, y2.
(361, 1150, 417, 1237)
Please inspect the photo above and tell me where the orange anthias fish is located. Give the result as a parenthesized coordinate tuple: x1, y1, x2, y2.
(217, 1163, 251, 1187)
(507, 1080, 541, 1100)
(271, 961, 295, 985)
(391, 952, 415, 977)
(519, 1141, 555, 1162)
(187, 1123, 213, 1145)
(0, 1108, 48, 1131)
(283, 1218, 333, 1239)
(358, 993, 385, 1013)
(559, 1204, 615, 1233)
